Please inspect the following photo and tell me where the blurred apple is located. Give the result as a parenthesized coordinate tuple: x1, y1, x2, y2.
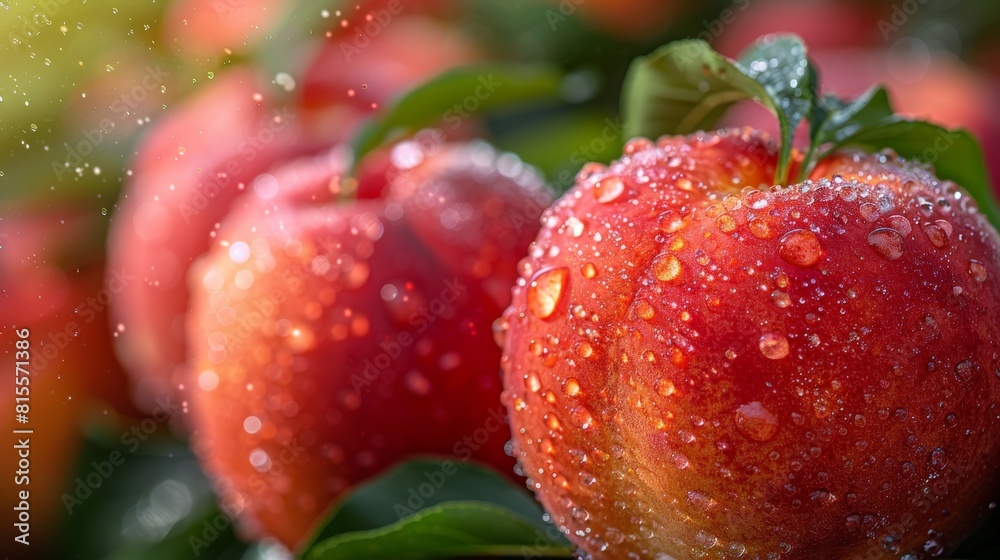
(1, 205, 138, 550)
(163, 0, 284, 57)
(110, 3, 482, 414)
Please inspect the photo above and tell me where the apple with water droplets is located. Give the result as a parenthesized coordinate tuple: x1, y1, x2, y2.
(499, 127, 1000, 559)
(186, 139, 551, 548)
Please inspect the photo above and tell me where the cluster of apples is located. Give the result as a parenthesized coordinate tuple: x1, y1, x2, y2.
(8, 0, 999, 558)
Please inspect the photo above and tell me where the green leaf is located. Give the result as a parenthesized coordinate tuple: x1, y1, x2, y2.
(303, 502, 573, 560)
(621, 35, 812, 184)
(350, 64, 564, 167)
(823, 119, 1000, 230)
(298, 459, 571, 560)
(802, 86, 894, 178)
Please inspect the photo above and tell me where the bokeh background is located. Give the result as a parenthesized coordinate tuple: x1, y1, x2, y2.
(2, 0, 1000, 558)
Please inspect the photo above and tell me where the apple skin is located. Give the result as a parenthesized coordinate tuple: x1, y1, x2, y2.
(186, 140, 551, 548)
(499, 128, 1000, 559)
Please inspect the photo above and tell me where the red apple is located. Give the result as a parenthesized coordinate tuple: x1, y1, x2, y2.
(186, 139, 552, 548)
(1, 205, 138, 549)
(500, 128, 1000, 559)
(110, 4, 480, 413)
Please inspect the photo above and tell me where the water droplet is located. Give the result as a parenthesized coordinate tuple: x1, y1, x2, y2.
(749, 218, 773, 239)
(633, 300, 655, 322)
(570, 406, 594, 429)
(527, 373, 541, 393)
(593, 176, 624, 203)
(652, 253, 682, 282)
(970, 260, 987, 283)
(888, 215, 912, 236)
(771, 290, 791, 308)
(564, 377, 581, 397)
(921, 220, 953, 248)
(929, 447, 948, 470)
(624, 138, 652, 154)
(778, 229, 822, 268)
(492, 317, 509, 348)
(867, 228, 904, 260)
(581, 262, 597, 279)
(527, 267, 568, 319)
(735, 402, 779, 442)
(859, 203, 879, 221)
(717, 214, 736, 233)
(954, 360, 974, 382)
(564, 216, 585, 237)
(759, 333, 789, 360)
(655, 378, 676, 397)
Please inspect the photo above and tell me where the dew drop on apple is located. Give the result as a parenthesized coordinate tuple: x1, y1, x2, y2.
(758, 333, 789, 360)
(771, 290, 791, 308)
(954, 359, 974, 382)
(859, 203, 880, 222)
(652, 253, 682, 282)
(867, 228, 904, 260)
(900, 461, 916, 479)
(672, 452, 690, 469)
(970, 260, 987, 282)
(527, 267, 568, 319)
(734, 402, 779, 442)
(563, 377, 581, 397)
(929, 447, 948, 469)
(569, 405, 594, 429)
(593, 175, 624, 203)
(921, 220, 952, 248)
(749, 218, 773, 239)
(686, 490, 716, 512)
(655, 378, 676, 397)
(888, 215, 912, 236)
(492, 317, 509, 347)
(564, 216, 585, 237)
(716, 214, 736, 233)
(778, 229, 821, 268)
(623, 138, 652, 155)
